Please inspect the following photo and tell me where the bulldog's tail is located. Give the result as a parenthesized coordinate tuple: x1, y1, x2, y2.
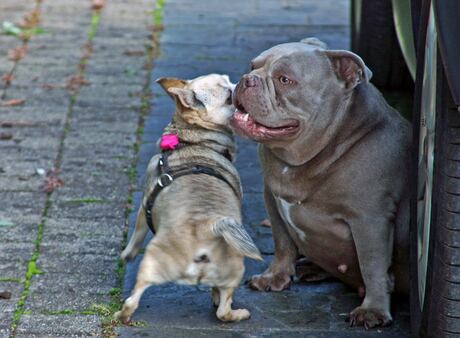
(212, 218, 262, 261)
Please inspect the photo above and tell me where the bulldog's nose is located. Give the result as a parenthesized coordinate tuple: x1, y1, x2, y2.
(243, 75, 258, 88)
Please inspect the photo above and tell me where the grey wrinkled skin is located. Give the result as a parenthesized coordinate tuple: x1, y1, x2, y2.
(231, 38, 411, 329)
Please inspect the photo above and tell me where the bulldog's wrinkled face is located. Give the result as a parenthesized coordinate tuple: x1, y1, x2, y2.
(231, 39, 371, 144)
(157, 74, 235, 129)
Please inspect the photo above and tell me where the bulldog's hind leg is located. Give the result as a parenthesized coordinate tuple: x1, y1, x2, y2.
(248, 187, 298, 292)
(348, 215, 394, 329)
(115, 242, 172, 324)
(215, 287, 250, 322)
(121, 206, 149, 261)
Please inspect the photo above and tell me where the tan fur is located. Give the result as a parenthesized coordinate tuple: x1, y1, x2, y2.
(116, 74, 261, 324)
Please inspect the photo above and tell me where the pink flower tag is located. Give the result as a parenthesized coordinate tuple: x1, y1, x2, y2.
(160, 133, 180, 150)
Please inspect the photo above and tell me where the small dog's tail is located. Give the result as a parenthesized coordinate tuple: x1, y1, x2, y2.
(212, 218, 263, 261)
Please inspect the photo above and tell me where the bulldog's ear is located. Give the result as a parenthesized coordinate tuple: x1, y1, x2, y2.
(324, 50, 373, 89)
(301, 37, 327, 49)
(167, 87, 203, 110)
(156, 77, 187, 98)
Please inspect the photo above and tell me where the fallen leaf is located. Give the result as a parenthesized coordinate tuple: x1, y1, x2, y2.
(1, 73, 14, 85)
(43, 168, 64, 193)
(1, 99, 25, 107)
(91, 0, 106, 10)
(42, 83, 64, 90)
(0, 121, 45, 128)
(124, 50, 145, 57)
(0, 132, 13, 140)
(7, 46, 27, 61)
(0, 291, 12, 299)
(19, 9, 41, 29)
(67, 75, 90, 91)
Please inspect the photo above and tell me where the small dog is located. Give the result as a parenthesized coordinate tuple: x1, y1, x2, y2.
(116, 74, 262, 324)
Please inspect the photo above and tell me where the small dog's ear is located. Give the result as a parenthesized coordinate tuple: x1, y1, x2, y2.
(156, 77, 187, 97)
(167, 87, 203, 109)
(324, 50, 373, 89)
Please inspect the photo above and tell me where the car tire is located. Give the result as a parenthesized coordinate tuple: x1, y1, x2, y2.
(410, 2, 460, 336)
(351, 0, 412, 89)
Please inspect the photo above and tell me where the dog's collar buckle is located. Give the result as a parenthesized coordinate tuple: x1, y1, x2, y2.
(157, 173, 173, 187)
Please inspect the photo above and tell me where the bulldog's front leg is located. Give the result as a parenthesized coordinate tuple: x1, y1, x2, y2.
(348, 214, 394, 329)
(248, 187, 297, 292)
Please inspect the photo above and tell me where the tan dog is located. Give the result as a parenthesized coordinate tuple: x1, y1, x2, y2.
(116, 74, 262, 324)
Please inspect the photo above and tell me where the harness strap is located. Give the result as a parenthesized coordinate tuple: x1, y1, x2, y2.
(143, 152, 237, 234)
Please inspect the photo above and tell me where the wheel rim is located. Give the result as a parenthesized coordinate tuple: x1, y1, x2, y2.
(417, 4, 437, 310)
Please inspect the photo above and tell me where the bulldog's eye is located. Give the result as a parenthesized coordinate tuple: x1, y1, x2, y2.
(279, 75, 293, 85)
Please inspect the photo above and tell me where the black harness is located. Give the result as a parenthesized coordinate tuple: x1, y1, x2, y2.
(143, 149, 237, 234)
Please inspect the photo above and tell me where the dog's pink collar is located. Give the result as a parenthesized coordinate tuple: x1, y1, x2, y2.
(160, 133, 180, 150)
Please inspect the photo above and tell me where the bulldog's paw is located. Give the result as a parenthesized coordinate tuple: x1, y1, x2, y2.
(347, 306, 393, 329)
(248, 272, 292, 292)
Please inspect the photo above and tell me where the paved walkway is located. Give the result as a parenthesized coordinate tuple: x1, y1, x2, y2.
(0, 0, 156, 336)
(0, 0, 410, 337)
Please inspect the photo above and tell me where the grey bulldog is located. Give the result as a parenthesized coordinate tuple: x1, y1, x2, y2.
(231, 38, 411, 329)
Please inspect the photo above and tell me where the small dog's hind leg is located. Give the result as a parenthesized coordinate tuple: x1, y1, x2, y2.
(115, 279, 151, 324)
(211, 287, 220, 307)
(121, 206, 149, 261)
(215, 287, 250, 322)
(116, 244, 170, 324)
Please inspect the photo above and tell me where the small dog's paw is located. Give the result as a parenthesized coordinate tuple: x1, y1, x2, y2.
(233, 308, 251, 321)
(120, 248, 136, 262)
(347, 306, 392, 329)
(114, 310, 131, 325)
(248, 272, 291, 292)
(217, 308, 251, 322)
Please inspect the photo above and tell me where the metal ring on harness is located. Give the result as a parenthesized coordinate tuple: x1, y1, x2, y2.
(157, 173, 173, 187)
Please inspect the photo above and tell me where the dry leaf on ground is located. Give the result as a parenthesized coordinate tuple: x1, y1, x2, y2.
(7, 46, 27, 61)
(0, 291, 12, 299)
(19, 9, 41, 28)
(124, 50, 145, 57)
(67, 75, 90, 91)
(91, 0, 106, 10)
(43, 169, 64, 193)
(0, 132, 13, 140)
(1, 73, 14, 85)
(1, 99, 25, 107)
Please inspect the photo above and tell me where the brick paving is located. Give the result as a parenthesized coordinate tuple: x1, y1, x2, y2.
(0, 0, 411, 337)
(0, 0, 156, 336)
